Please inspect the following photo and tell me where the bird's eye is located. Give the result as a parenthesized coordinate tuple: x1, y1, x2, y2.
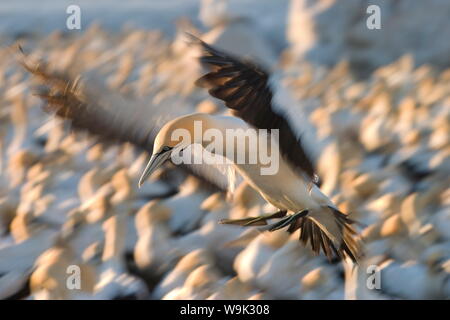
(162, 146, 171, 152)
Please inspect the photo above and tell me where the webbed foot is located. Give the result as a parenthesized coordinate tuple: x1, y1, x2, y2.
(267, 209, 309, 232)
(220, 210, 287, 226)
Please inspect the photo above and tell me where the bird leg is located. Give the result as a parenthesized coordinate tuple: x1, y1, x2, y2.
(267, 209, 309, 232)
(219, 210, 287, 226)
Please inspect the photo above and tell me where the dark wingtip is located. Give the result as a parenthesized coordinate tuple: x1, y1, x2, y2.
(18, 44, 25, 55)
(297, 208, 363, 264)
(184, 32, 203, 47)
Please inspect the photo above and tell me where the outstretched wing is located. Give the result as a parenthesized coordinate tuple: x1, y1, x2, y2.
(22, 60, 161, 151)
(190, 35, 317, 182)
(22, 58, 235, 193)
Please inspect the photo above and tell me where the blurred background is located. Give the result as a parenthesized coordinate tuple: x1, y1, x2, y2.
(0, 0, 449, 300)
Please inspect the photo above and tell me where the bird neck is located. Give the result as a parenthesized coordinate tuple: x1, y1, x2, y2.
(171, 114, 279, 175)
(193, 115, 259, 165)
(170, 114, 245, 160)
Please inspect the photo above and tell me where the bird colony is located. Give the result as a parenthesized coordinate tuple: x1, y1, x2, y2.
(0, 21, 449, 300)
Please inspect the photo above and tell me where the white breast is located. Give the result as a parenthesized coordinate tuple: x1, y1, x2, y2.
(211, 115, 330, 212)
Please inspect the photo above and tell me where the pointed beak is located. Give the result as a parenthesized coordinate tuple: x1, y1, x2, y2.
(138, 151, 171, 188)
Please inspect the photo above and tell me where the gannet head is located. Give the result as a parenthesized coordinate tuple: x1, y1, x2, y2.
(138, 113, 210, 187)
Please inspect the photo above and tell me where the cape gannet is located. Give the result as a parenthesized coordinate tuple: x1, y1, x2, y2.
(22, 36, 361, 263)
(139, 35, 361, 262)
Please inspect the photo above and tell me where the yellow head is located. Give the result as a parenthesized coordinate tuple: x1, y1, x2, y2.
(138, 113, 211, 187)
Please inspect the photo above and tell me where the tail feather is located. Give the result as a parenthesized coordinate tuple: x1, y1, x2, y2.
(292, 207, 362, 263)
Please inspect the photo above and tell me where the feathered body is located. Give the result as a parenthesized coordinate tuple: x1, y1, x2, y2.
(23, 34, 361, 263)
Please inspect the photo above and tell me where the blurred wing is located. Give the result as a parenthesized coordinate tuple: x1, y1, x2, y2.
(23, 59, 229, 192)
(190, 35, 317, 182)
(22, 60, 168, 151)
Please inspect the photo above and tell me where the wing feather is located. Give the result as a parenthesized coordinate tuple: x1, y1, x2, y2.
(190, 34, 317, 182)
(22, 58, 234, 192)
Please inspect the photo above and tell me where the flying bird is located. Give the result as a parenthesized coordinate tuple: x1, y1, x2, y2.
(138, 35, 361, 262)
(21, 56, 231, 192)
(23, 37, 361, 262)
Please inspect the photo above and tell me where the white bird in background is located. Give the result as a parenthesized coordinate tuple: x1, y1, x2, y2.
(138, 35, 361, 262)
